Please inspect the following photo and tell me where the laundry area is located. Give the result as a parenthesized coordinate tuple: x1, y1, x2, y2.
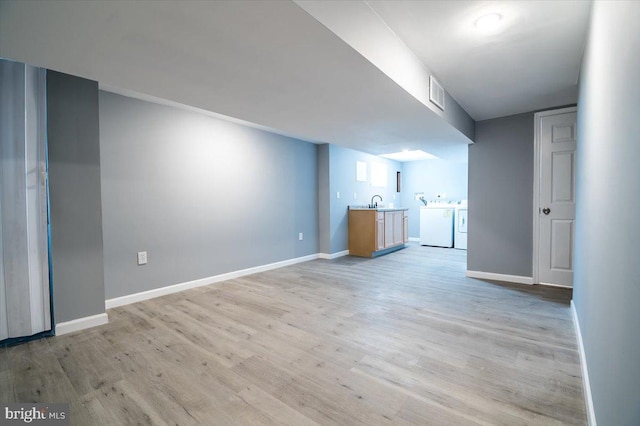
(400, 155, 469, 253)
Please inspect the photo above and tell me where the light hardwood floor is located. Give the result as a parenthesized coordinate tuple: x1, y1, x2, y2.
(0, 245, 586, 425)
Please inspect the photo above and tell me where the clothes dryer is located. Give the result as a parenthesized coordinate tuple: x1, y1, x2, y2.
(454, 200, 468, 250)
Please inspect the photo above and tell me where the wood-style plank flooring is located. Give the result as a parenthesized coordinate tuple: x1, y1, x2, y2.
(0, 245, 586, 425)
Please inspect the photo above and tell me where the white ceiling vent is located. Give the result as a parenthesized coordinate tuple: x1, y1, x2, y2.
(429, 75, 445, 111)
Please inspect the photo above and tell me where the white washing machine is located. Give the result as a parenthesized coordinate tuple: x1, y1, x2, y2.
(454, 200, 468, 250)
(419, 202, 455, 247)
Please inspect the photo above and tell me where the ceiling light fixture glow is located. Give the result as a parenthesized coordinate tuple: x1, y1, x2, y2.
(380, 150, 439, 162)
(475, 13, 502, 32)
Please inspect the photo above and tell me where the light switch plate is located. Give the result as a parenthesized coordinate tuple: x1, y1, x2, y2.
(298, 233, 303, 241)
(336, 192, 340, 199)
(137, 251, 148, 265)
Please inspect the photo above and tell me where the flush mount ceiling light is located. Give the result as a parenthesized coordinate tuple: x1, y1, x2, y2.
(475, 13, 503, 32)
(380, 150, 439, 162)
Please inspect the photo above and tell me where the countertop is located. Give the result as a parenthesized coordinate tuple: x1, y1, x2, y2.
(348, 206, 409, 212)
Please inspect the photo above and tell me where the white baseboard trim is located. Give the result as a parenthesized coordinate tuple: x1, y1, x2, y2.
(571, 300, 597, 426)
(408, 237, 420, 242)
(318, 250, 349, 260)
(466, 270, 534, 285)
(56, 313, 109, 336)
(538, 281, 573, 289)
(105, 253, 319, 309)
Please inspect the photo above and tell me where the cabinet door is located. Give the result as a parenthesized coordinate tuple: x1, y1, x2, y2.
(403, 215, 409, 243)
(384, 212, 394, 248)
(376, 218, 385, 250)
(393, 212, 404, 245)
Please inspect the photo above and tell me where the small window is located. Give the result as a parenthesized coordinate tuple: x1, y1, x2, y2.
(371, 162, 387, 188)
(356, 161, 367, 182)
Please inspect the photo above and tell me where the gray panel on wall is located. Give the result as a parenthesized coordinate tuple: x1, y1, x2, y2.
(468, 112, 534, 277)
(574, 2, 640, 425)
(318, 144, 331, 254)
(47, 71, 105, 323)
(99, 91, 318, 300)
(442, 91, 475, 142)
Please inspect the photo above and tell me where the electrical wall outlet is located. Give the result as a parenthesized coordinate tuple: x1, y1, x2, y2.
(336, 192, 340, 199)
(298, 233, 303, 241)
(353, 192, 357, 199)
(137, 251, 147, 265)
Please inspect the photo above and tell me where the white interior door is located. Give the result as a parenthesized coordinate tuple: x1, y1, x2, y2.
(537, 109, 577, 287)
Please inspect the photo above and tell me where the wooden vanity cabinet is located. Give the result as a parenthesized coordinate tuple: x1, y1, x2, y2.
(348, 209, 407, 258)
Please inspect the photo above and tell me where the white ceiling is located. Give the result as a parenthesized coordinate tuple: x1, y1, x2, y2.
(368, 0, 591, 120)
(0, 1, 592, 160)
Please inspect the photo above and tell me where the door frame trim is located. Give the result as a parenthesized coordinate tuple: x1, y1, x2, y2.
(532, 106, 577, 285)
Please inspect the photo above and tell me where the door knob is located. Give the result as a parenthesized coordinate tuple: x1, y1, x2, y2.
(542, 207, 551, 215)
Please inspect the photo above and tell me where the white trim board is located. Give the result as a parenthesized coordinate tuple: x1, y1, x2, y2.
(56, 313, 109, 336)
(408, 237, 420, 242)
(318, 250, 349, 260)
(466, 270, 534, 285)
(538, 281, 573, 289)
(571, 301, 597, 426)
(106, 253, 320, 309)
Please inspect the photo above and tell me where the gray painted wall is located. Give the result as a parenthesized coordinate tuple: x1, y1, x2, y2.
(468, 112, 534, 277)
(325, 144, 402, 254)
(47, 71, 106, 323)
(99, 92, 318, 299)
(399, 158, 468, 239)
(574, 2, 640, 424)
(441, 91, 475, 143)
(318, 144, 331, 254)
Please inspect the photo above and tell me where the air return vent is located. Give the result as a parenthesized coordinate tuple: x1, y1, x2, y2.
(429, 75, 445, 111)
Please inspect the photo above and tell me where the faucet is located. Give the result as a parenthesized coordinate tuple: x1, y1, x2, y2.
(370, 194, 383, 208)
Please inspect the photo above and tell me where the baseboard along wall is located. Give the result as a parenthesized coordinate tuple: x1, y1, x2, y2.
(318, 250, 349, 260)
(466, 270, 534, 285)
(56, 313, 109, 336)
(56, 253, 326, 335)
(106, 253, 320, 309)
(571, 300, 597, 426)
